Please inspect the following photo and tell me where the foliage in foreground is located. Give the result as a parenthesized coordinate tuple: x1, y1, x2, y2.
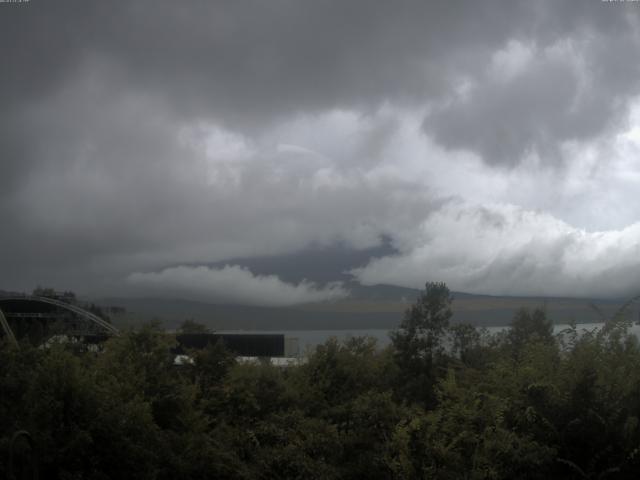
(2, 283, 640, 479)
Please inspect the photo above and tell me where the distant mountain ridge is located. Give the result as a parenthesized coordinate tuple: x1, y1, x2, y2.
(92, 284, 639, 331)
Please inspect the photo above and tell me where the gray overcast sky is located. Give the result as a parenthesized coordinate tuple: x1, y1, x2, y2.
(2, 0, 640, 304)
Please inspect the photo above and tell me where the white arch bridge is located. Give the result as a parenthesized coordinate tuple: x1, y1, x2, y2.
(0, 295, 119, 348)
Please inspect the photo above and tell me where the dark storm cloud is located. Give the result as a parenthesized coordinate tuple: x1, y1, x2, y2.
(425, 25, 640, 165)
(1, 1, 529, 123)
(206, 240, 396, 285)
(0, 65, 439, 292)
(2, 1, 636, 174)
(1, 0, 640, 299)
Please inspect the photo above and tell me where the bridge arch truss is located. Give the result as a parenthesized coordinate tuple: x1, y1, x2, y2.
(0, 296, 119, 347)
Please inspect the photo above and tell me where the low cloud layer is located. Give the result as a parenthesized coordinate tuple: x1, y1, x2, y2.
(127, 265, 348, 307)
(353, 202, 640, 299)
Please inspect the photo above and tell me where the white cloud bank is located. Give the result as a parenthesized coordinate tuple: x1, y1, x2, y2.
(353, 201, 640, 299)
(126, 265, 348, 307)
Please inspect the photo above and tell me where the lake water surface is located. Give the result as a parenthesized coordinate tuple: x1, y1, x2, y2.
(220, 322, 640, 355)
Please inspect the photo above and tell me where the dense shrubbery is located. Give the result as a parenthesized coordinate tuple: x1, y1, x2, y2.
(3, 283, 640, 479)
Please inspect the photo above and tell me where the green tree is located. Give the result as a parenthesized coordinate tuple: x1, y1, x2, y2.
(508, 307, 554, 358)
(391, 281, 453, 405)
(449, 322, 484, 367)
(178, 319, 211, 334)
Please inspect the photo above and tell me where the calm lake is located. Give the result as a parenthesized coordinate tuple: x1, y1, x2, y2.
(220, 322, 640, 355)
